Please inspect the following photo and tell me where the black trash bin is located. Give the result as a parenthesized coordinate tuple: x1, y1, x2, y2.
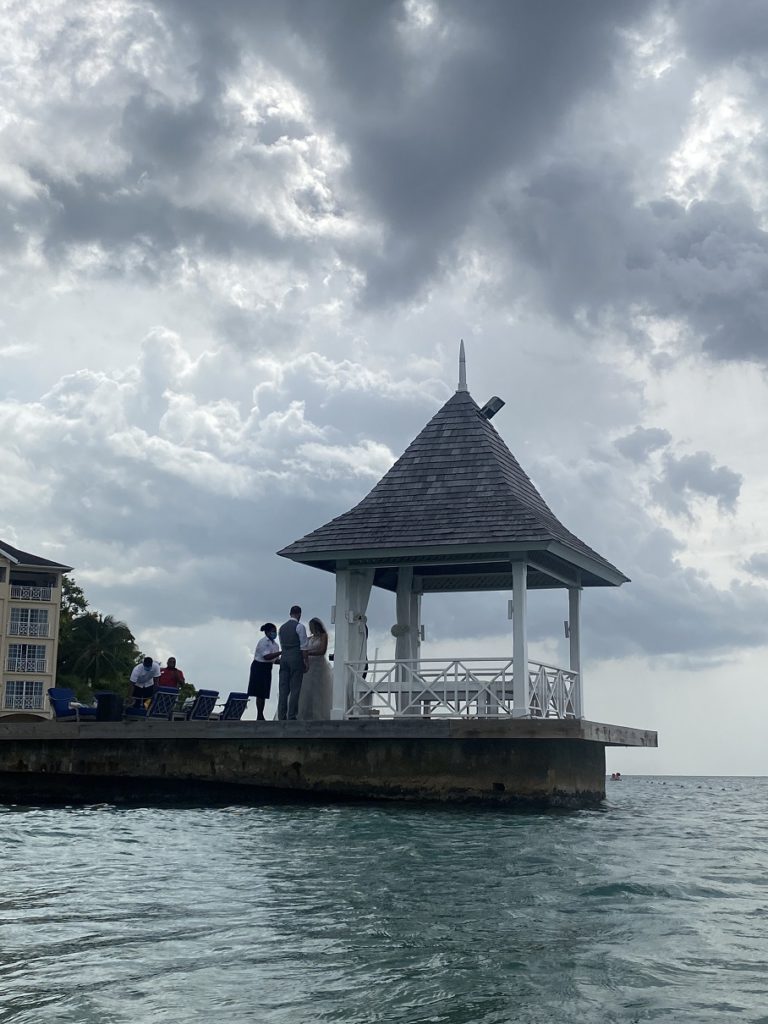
(95, 691, 124, 722)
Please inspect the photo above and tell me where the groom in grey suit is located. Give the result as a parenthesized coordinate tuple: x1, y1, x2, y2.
(277, 605, 309, 720)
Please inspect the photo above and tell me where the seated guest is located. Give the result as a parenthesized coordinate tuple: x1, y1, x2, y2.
(129, 656, 160, 708)
(159, 656, 185, 691)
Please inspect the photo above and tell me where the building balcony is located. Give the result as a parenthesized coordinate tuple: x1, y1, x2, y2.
(6, 658, 47, 674)
(2, 694, 45, 711)
(7, 623, 50, 637)
(9, 585, 53, 602)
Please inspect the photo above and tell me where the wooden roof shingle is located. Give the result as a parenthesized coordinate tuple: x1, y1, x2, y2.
(278, 390, 627, 586)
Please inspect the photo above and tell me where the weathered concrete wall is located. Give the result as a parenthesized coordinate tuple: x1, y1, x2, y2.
(0, 724, 609, 807)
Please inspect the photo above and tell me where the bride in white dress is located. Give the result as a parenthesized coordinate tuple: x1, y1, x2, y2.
(298, 617, 333, 720)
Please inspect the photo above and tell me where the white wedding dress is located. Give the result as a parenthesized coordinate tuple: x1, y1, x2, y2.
(298, 636, 333, 720)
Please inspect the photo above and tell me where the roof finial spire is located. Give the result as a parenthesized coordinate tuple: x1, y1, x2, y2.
(457, 339, 467, 392)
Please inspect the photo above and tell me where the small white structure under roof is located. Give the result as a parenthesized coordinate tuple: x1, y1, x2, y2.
(278, 346, 629, 722)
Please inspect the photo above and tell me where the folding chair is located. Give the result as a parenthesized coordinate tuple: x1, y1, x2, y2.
(47, 687, 97, 722)
(217, 692, 249, 721)
(184, 689, 219, 720)
(124, 686, 180, 720)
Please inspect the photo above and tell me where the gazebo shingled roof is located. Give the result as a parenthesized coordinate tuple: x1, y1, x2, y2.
(278, 389, 628, 593)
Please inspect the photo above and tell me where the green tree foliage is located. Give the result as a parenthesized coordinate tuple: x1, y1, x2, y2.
(66, 613, 140, 694)
(57, 576, 139, 700)
(61, 575, 88, 620)
(56, 575, 198, 706)
(176, 677, 197, 704)
(57, 575, 89, 688)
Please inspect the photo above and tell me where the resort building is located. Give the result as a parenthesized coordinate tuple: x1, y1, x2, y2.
(0, 540, 72, 721)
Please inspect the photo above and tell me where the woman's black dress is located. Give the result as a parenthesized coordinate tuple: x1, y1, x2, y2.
(248, 660, 273, 699)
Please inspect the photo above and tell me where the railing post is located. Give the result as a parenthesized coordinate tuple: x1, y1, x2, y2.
(511, 560, 528, 717)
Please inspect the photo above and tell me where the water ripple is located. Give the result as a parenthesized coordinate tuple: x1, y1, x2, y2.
(2, 778, 768, 1022)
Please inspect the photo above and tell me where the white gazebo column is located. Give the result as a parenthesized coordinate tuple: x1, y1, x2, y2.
(331, 567, 373, 720)
(511, 560, 529, 717)
(394, 566, 414, 664)
(391, 566, 415, 713)
(331, 568, 352, 720)
(568, 586, 582, 718)
(408, 590, 422, 663)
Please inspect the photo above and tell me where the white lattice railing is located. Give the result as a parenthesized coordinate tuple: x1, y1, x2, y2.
(10, 585, 52, 602)
(7, 622, 49, 637)
(344, 658, 581, 720)
(3, 682, 45, 711)
(6, 658, 47, 673)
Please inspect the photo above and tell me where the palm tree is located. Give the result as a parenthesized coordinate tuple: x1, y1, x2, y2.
(64, 613, 140, 693)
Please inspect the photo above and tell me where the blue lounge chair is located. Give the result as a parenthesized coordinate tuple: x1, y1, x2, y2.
(48, 687, 98, 722)
(184, 689, 219, 720)
(218, 692, 249, 721)
(125, 686, 179, 720)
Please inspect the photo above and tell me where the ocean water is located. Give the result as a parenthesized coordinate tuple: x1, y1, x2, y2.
(1, 777, 767, 1024)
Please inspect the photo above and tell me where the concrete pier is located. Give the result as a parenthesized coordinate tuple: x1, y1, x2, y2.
(0, 718, 656, 808)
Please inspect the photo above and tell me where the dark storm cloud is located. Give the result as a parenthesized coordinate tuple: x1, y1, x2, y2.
(674, 0, 768, 63)
(615, 427, 672, 462)
(152, 0, 654, 305)
(120, 91, 220, 174)
(493, 160, 768, 363)
(8, 0, 768, 372)
(35, 171, 296, 269)
(1, 3, 337, 285)
(588, 567, 768, 662)
(527, 451, 764, 660)
(654, 451, 742, 514)
(615, 430, 743, 515)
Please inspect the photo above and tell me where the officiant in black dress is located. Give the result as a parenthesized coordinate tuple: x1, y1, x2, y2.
(248, 623, 280, 721)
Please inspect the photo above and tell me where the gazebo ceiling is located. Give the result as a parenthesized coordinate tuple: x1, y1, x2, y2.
(278, 385, 629, 591)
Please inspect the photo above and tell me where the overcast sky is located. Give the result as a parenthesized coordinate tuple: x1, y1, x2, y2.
(2, 0, 767, 773)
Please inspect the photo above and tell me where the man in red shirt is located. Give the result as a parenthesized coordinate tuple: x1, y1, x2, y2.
(159, 656, 185, 690)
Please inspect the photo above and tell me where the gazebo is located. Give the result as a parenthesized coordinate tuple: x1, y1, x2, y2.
(278, 345, 629, 722)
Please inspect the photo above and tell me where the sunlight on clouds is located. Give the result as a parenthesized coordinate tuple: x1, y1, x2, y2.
(298, 439, 395, 480)
(621, 9, 681, 80)
(402, 0, 437, 32)
(226, 62, 309, 131)
(667, 73, 764, 207)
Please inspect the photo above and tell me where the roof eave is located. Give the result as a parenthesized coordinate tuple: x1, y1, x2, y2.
(546, 541, 629, 587)
(278, 539, 628, 586)
(277, 539, 553, 567)
(16, 558, 73, 572)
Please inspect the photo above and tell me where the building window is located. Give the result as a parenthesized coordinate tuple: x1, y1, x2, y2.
(8, 607, 49, 637)
(4, 680, 45, 711)
(0, 567, 6, 582)
(7, 644, 47, 673)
